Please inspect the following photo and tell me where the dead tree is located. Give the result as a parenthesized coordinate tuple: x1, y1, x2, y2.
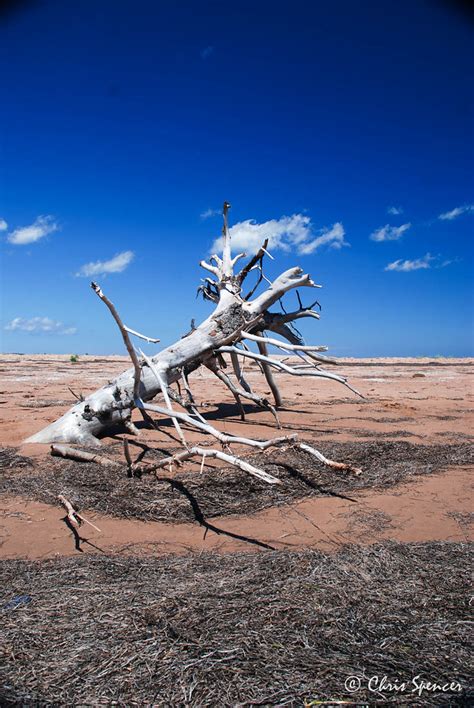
(26, 203, 361, 482)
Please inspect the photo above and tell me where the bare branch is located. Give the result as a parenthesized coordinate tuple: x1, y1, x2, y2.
(199, 260, 220, 276)
(242, 261, 274, 302)
(255, 334, 283, 407)
(138, 349, 187, 446)
(243, 331, 338, 365)
(299, 443, 362, 476)
(230, 351, 252, 394)
(216, 345, 362, 396)
(243, 331, 330, 354)
(231, 252, 247, 267)
(91, 282, 142, 401)
(210, 254, 223, 268)
(68, 387, 84, 402)
(144, 446, 281, 485)
(137, 398, 296, 452)
(197, 281, 219, 302)
(245, 267, 321, 316)
(58, 494, 102, 532)
(205, 359, 246, 420)
(51, 444, 121, 467)
(237, 238, 269, 284)
(221, 201, 233, 276)
(124, 420, 140, 435)
(123, 438, 133, 473)
(261, 246, 274, 260)
(206, 357, 281, 427)
(123, 326, 160, 344)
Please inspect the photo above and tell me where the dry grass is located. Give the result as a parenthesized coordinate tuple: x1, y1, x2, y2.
(0, 542, 471, 706)
(0, 441, 472, 523)
(0, 448, 33, 472)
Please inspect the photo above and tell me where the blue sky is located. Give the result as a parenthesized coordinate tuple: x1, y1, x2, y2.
(1, 0, 472, 357)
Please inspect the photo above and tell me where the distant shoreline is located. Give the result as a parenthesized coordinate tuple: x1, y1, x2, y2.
(1, 353, 473, 365)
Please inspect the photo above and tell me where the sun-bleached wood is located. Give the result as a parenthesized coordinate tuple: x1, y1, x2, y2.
(26, 201, 361, 482)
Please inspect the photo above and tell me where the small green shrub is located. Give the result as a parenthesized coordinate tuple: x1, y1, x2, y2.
(70, 354, 79, 363)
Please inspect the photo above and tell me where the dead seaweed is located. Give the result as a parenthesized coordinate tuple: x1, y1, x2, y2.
(0, 441, 472, 523)
(0, 448, 33, 472)
(19, 399, 71, 408)
(0, 541, 471, 706)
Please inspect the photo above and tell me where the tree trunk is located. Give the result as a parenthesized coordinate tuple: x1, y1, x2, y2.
(26, 298, 257, 445)
(25, 203, 358, 450)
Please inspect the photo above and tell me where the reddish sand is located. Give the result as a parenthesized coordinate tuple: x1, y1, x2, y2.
(0, 354, 473, 559)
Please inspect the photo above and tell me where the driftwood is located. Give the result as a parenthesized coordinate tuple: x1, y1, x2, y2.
(57, 494, 101, 532)
(51, 444, 121, 467)
(26, 202, 361, 482)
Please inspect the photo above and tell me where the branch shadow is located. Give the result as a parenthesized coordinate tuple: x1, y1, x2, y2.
(62, 516, 107, 553)
(155, 477, 275, 551)
(131, 401, 281, 429)
(203, 402, 292, 425)
(121, 419, 181, 443)
(273, 462, 358, 503)
(62, 482, 274, 553)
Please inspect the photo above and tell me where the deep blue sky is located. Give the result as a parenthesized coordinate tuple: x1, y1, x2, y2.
(1, 0, 472, 357)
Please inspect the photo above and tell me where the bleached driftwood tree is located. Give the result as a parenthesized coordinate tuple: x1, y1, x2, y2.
(27, 203, 361, 483)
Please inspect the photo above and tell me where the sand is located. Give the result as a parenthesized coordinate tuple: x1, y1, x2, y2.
(0, 354, 472, 559)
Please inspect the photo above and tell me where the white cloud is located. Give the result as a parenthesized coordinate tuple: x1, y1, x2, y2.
(297, 223, 348, 255)
(387, 206, 403, 215)
(438, 204, 474, 221)
(370, 223, 411, 242)
(384, 253, 435, 272)
(5, 317, 77, 335)
(211, 213, 348, 255)
(0, 218, 8, 231)
(76, 250, 134, 277)
(7, 215, 59, 245)
(200, 208, 221, 219)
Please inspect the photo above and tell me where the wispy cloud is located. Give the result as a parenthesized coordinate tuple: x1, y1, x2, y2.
(7, 215, 59, 245)
(5, 317, 77, 335)
(0, 218, 7, 232)
(76, 250, 134, 277)
(438, 204, 474, 221)
(200, 208, 221, 220)
(437, 257, 460, 268)
(387, 206, 403, 215)
(370, 223, 411, 242)
(200, 45, 214, 59)
(211, 213, 348, 255)
(384, 253, 435, 272)
(297, 223, 348, 255)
